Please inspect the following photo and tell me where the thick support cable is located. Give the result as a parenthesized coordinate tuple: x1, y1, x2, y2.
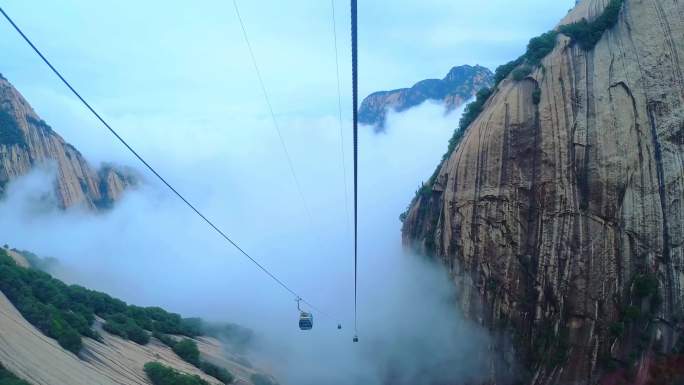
(351, 0, 359, 338)
(331, 0, 351, 239)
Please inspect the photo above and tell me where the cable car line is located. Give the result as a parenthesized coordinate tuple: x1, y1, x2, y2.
(231, 0, 315, 228)
(330, 0, 351, 237)
(0, 5, 338, 328)
(230, 0, 347, 328)
(351, 0, 359, 343)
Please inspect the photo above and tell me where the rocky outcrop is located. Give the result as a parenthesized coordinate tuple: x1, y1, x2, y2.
(402, 0, 684, 384)
(359, 65, 494, 131)
(0, 76, 135, 209)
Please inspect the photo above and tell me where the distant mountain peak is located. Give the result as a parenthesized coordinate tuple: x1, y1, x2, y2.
(443, 64, 489, 83)
(0, 75, 137, 209)
(359, 64, 494, 132)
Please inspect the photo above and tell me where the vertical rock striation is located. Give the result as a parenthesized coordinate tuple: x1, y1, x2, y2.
(402, 0, 684, 383)
(0, 76, 135, 209)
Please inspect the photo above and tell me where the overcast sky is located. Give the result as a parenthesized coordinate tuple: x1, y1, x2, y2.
(0, 0, 573, 164)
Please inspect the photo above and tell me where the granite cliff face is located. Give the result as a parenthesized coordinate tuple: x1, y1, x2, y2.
(359, 65, 494, 131)
(0, 75, 135, 209)
(402, 0, 683, 383)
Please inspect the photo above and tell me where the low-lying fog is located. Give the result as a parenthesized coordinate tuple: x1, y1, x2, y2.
(0, 102, 492, 384)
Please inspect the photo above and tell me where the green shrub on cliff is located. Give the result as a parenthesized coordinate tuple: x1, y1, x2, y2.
(153, 333, 233, 383)
(103, 315, 150, 345)
(153, 331, 178, 347)
(532, 88, 542, 105)
(0, 363, 31, 385)
(633, 273, 658, 299)
(493, 58, 524, 85)
(512, 66, 533, 81)
(526, 31, 559, 65)
(200, 362, 234, 384)
(559, 0, 624, 50)
(144, 362, 209, 385)
(251, 374, 277, 385)
(458, 88, 492, 133)
(0, 110, 27, 148)
(172, 339, 201, 367)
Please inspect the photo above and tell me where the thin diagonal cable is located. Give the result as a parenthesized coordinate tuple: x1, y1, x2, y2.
(0, 5, 331, 321)
(231, 0, 314, 226)
(351, 0, 359, 336)
(331, 0, 351, 237)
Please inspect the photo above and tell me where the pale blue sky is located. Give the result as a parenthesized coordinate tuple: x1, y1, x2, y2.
(0, 1, 574, 146)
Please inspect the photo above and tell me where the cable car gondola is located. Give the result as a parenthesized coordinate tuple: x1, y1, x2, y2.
(296, 298, 313, 331)
(299, 311, 313, 330)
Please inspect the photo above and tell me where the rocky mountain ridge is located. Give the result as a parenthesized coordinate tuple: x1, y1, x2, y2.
(359, 64, 494, 131)
(402, 0, 683, 384)
(0, 75, 135, 209)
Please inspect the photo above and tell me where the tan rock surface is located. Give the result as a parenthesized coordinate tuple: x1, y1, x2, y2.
(0, 76, 135, 209)
(403, 0, 684, 383)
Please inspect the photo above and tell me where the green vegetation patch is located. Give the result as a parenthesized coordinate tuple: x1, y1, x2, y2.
(492, 30, 557, 87)
(153, 331, 178, 347)
(26, 115, 55, 135)
(525, 31, 559, 65)
(622, 305, 641, 322)
(172, 339, 201, 367)
(144, 362, 209, 385)
(609, 321, 625, 337)
(153, 333, 234, 383)
(0, 109, 27, 148)
(633, 273, 659, 299)
(103, 315, 150, 345)
(250, 374, 278, 385)
(0, 249, 201, 354)
(512, 66, 533, 82)
(200, 362, 234, 384)
(0, 363, 31, 385)
(493, 58, 524, 85)
(532, 88, 542, 105)
(559, 0, 624, 50)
